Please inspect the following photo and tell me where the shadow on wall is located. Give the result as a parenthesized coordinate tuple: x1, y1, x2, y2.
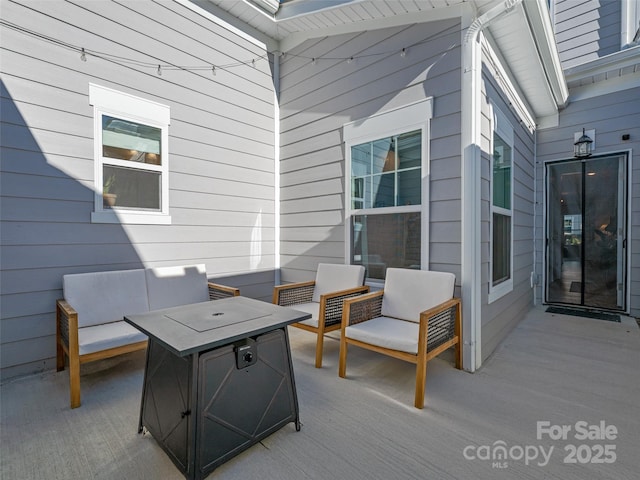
(0, 80, 144, 381)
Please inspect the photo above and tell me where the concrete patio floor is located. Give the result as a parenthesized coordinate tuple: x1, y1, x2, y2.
(1, 305, 639, 480)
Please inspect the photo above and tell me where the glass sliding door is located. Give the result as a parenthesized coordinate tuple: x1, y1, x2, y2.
(546, 154, 627, 311)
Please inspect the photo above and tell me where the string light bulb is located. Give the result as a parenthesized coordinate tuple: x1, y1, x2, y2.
(212, 65, 216, 76)
(157, 64, 162, 76)
(80, 47, 87, 62)
(401, 48, 407, 57)
(347, 56, 353, 64)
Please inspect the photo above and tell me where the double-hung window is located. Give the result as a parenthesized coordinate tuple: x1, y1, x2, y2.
(344, 99, 432, 282)
(489, 105, 514, 302)
(89, 84, 171, 224)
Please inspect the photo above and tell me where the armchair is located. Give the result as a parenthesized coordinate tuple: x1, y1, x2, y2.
(273, 264, 369, 368)
(338, 268, 461, 409)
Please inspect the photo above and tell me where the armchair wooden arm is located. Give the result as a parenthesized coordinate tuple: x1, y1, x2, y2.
(208, 282, 240, 300)
(320, 285, 371, 327)
(341, 291, 384, 327)
(56, 299, 78, 372)
(418, 297, 462, 367)
(272, 280, 316, 306)
(56, 298, 148, 408)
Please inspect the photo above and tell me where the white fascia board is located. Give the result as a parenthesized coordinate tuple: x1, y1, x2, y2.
(276, 0, 362, 21)
(247, 0, 280, 16)
(481, 34, 537, 132)
(520, 0, 569, 108)
(564, 46, 640, 82)
(279, 3, 468, 54)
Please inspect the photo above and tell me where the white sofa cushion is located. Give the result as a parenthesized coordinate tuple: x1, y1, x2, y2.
(381, 269, 455, 323)
(290, 302, 320, 327)
(78, 321, 148, 355)
(345, 317, 419, 354)
(145, 264, 209, 311)
(63, 269, 149, 328)
(312, 264, 365, 303)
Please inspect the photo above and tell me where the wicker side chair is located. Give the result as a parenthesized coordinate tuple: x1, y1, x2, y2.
(273, 264, 369, 368)
(338, 268, 462, 409)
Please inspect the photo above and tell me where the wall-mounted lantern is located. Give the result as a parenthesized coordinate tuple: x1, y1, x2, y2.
(574, 128, 593, 158)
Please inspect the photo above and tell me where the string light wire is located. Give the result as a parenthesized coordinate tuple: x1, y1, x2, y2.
(1, 18, 460, 75)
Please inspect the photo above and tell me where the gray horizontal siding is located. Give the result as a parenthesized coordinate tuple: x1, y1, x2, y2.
(278, 18, 462, 281)
(0, 0, 277, 380)
(479, 53, 536, 362)
(536, 87, 640, 317)
(554, 0, 622, 68)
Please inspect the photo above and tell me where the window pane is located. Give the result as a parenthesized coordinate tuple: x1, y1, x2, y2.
(351, 143, 371, 177)
(397, 169, 420, 206)
(352, 177, 365, 209)
(372, 138, 395, 174)
(493, 133, 511, 209)
(351, 212, 421, 280)
(371, 173, 395, 208)
(103, 165, 161, 210)
(397, 131, 421, 169)
(492, 212, 511, 285)
(102, 115, 162, 165)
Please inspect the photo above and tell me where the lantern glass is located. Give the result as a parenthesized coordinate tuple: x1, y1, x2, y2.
(574, 130, 593, 158)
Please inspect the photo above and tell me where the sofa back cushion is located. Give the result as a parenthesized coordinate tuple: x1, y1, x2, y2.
(381, 268, 455, 323)
(312, 264, 366, 303)
(145, 264, 209, 311)
(63, 269, 149, 328)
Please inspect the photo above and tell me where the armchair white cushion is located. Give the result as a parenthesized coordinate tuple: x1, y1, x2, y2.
(381, 268, 455, 322)
(312, 263, 367, 302)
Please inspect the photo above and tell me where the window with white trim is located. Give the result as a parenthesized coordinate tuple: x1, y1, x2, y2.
(489, 105, 514, 302)
(344, 99, 431, 282)
(89, 84, 171, 224)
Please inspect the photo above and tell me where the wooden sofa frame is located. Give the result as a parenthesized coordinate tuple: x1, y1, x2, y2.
(56, 282, 239, 408)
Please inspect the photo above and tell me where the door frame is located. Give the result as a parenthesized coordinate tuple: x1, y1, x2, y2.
(543, 151, 631, 313)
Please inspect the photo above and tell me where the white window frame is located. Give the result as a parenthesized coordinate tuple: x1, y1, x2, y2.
(343, 98, 432, 286)
(89, 84, 171, 224)
(621, 0, 640, 47)
(488, 104, 514, 303)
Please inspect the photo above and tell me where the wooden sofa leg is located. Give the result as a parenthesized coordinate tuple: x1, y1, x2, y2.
(414, 360, 427, 409)
(315, 332, 325, 368)
(69, 355, 81, 409)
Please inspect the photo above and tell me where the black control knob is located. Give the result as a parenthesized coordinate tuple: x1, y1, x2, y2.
(243, 352, 253, 363)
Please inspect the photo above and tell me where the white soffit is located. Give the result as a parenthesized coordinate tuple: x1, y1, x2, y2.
(200, 0, 566, 123)
(485, 1, 567, 121)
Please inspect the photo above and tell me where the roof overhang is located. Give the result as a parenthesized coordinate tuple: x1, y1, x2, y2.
(195, 0, 568, 125)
